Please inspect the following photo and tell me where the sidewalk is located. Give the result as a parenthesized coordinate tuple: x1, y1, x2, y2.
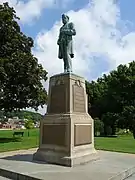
(0, 149, 135, 180)
(0, 177, 10, 180)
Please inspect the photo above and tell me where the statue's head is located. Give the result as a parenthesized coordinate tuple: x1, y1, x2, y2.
(62, 14, 69, 24)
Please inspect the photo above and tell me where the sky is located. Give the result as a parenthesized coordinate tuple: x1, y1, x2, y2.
(0, 0, 135, 114)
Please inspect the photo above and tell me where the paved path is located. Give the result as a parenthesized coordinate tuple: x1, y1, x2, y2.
(0, 149, 135, 180)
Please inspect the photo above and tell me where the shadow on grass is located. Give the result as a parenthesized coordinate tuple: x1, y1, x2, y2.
(0, 137, 22, 143)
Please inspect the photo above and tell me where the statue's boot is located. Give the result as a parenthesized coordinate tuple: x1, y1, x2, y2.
(67, 69, 72, 73)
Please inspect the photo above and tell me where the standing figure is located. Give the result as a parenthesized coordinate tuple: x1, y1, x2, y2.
(57, 14, 76, 73)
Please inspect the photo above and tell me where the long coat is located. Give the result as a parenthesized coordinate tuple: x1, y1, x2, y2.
(57, 22, 76, 59)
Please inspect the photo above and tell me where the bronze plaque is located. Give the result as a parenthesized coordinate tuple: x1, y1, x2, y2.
(49, 85, 66, 113)
(73, 85, 85, 112)
(74, 124, 92, 146)
(42, 124, 67, 146)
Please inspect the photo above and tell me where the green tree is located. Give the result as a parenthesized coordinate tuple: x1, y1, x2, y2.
(0, 110, 43, 122)
(103, 63, 134, 113)
(0, 2, 48, 112)
(101, 112, 119, 136)
(24, 119, 34, 137)
(119, 106, 135, 139)
(86, 61, 135, 136)
(94, 118, 104, 136)
(86, 80, 106, 119)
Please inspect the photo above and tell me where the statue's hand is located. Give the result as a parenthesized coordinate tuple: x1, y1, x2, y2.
(70, 54, 74, 58)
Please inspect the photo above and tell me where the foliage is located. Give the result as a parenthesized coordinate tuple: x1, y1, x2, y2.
(116, 128, 131, 135)
(101, 112, 119, 135)
(24, 119, 34, 136)
(119, 106, 135, 138)
(86, 80, 106, 119)
(94, 118, 104, 136)
(0, 2, 48, 112)
(86, 61, 135, 138)
(0, 110, 43, 122)
(24, 120, 34, 130)
(19, 110, 43, 122)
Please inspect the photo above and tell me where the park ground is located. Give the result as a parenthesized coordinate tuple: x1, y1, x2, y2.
(0, 129, 135, 154)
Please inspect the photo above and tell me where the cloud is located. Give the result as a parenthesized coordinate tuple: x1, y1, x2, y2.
(0, 0, 74, 23)
(34, 0, 135, 79)
(33, 0, 135, 114)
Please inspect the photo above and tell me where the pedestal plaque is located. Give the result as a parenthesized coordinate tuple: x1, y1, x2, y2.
(73, 85, 85, 112)
(49, 84, 66, 113)
(42, 124, 67, 147)
(74, 124, 92, 146)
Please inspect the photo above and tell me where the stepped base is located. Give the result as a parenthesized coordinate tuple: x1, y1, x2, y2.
(33, 148, 98, 167)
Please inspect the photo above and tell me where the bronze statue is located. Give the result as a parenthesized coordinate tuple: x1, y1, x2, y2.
(57, 14, 76, 73)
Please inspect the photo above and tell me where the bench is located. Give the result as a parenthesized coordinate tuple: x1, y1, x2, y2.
(13, 131, 24, 137)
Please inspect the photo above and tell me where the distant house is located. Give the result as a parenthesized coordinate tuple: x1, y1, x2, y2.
(6, 116, 26, 129)
(0, 122, 12, 129)
(0, 116, 36, 130)
(0, 124, 3, 129)
(0, 117, 24, 130)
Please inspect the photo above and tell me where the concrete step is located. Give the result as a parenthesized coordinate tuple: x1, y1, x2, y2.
(0, 149, 135, 180)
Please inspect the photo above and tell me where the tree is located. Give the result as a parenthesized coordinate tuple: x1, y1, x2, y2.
(0, 3, 48, 112)
(0, 110, 43, 122)
(86, 80, 106, 119)
(24, 119, 34, 137)
(86, 61, 135, 136)
(101, 112, 119, 136)
(120, 106, 135, 139)
(94, 118, 104, 136)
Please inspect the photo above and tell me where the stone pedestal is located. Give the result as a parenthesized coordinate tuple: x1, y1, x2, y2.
(33, 73, 98, 166)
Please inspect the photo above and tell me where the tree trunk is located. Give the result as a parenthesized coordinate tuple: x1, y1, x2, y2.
(111, 125, 116, 135)
(104, 125, 107, 136)
(133, 129, 135, 139)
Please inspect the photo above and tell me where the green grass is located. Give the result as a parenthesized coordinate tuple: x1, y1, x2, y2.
(95, 135, 135, 154)
(0, 129, 135, 154)
(0, 129, 39, 152)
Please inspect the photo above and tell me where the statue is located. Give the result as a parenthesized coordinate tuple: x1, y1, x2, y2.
(57, 14, 76, 73)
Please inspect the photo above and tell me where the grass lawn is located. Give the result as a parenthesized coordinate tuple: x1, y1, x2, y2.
(0, 129, 39, 152)
(0, 129, 135, 154)
(95, 135, 135, 154)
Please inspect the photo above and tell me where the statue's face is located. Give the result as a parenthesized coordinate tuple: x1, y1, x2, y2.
(62, 15, 69, 24)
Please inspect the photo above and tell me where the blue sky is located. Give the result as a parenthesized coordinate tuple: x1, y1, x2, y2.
(18, 0, 130, 39)
(21, 0, 90, 38)
(120, 0, 135, 22)
(1, 0, 135, 114)
(20, 0, 135, 39)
